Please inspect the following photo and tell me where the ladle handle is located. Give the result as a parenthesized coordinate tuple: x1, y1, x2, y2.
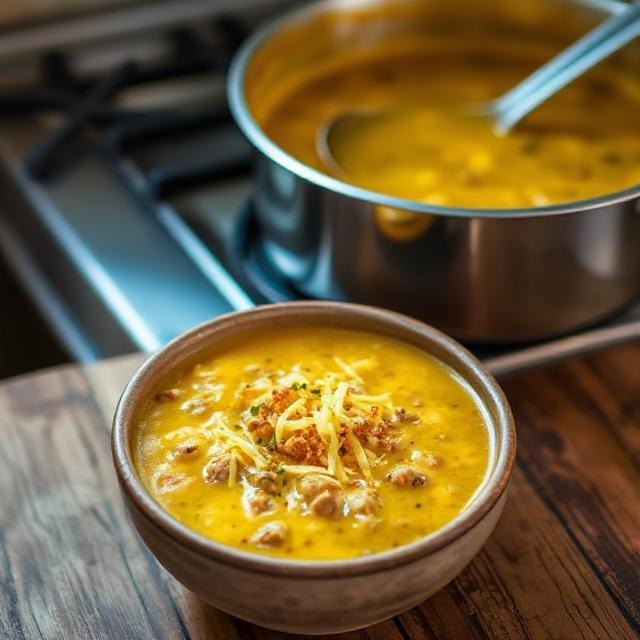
(495, 1, 640, 132)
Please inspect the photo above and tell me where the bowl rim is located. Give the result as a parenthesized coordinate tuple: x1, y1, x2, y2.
(227, 0, 640, 220)
(112, 301, 516, 578)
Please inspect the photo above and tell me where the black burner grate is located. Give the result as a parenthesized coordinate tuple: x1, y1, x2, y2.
(0, 17, 250, 184)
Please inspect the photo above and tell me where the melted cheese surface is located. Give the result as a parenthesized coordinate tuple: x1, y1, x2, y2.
(135, 327, 490, 560)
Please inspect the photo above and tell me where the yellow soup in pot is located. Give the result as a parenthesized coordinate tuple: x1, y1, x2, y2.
(260, 45, 640, 208)
(135, 327, 491, 560)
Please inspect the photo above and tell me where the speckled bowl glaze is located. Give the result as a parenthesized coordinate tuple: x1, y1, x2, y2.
(112, 302, 516, 634)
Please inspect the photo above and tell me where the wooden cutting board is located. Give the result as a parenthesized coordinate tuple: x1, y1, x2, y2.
(0, 347, 638, 639)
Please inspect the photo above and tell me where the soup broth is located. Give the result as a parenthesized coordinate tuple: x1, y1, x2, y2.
(261, 44, 640, 208)
(135, 327, 491, 560)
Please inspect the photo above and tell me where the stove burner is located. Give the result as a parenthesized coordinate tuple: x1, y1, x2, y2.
(109, 106, 251, 197)
(1, 17, 249, 182)
(0, 11, 263, 360)
(226, 200, 303, 304)
(26, 61, 138, 179)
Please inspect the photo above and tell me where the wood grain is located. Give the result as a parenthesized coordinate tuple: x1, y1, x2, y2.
(1, 345, 639, 639)
(503, 355, 640, 625)
(579, 351, 640, 468)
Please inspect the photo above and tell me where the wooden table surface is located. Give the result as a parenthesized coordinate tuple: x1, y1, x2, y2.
(1, 346, 639, 639)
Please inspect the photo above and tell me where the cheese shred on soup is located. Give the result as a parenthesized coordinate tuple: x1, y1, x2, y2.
(135, 327, 491, 560)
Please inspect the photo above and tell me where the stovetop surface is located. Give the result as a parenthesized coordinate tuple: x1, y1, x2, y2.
(0, 2, 638, 374)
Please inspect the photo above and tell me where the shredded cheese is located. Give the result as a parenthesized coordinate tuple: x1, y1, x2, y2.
(280, 416, 316, 436)
(328, 412, 347, 481)
(282, 464, 332, 476)
(219, 427, 268, 468)
(186, 356, 392, 485)
(333, 356, 364, 383)
(348, 432, 372, 478)
(228, 454, 238, 486)
(350, 392, 394, 412)
(249, 387, 276, 407)
(275, 397, 307, 444)
(332, 381, 350, 413)
(350, 358, 376, 372)
(279, 371, 310, 388)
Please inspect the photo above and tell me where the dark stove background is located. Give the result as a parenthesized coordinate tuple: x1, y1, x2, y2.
(0, 8, 282, 373)
(0, 251, 67, 377)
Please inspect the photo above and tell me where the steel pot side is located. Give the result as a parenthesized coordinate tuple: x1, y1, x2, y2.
(229, 0, 640, 342)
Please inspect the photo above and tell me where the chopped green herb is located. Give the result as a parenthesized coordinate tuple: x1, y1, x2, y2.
(311, 388, 320, 395)
(291, 382, 300, 391)
(276, 465, 285, 475)
(249, 404, 260, 416)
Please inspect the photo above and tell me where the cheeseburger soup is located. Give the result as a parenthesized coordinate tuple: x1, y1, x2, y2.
(135, 327, 490, 560)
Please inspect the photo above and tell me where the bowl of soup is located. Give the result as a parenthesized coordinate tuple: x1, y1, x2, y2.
(228, 0, 640, 343)
(112, 302, 515, 633)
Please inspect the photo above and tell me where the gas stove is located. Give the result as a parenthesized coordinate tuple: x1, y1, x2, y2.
(1, 0, 639, 375)
(0, 0, 289, 360)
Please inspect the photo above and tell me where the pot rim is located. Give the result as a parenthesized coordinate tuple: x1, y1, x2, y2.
(227, 0, 640, 220)
(112, 301, 516, 578)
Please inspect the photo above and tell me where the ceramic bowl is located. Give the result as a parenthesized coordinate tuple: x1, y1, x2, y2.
(112, 302, 516, 634)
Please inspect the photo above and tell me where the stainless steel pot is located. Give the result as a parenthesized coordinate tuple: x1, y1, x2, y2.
(229, 0, 640, 343)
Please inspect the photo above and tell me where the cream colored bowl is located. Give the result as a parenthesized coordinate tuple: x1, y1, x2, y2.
(112, 302, 516, 634)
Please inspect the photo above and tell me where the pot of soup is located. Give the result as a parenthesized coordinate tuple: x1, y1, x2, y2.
(228, 0, 640, 343)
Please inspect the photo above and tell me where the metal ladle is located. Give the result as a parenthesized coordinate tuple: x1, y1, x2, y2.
(318, 0, 640, 173)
